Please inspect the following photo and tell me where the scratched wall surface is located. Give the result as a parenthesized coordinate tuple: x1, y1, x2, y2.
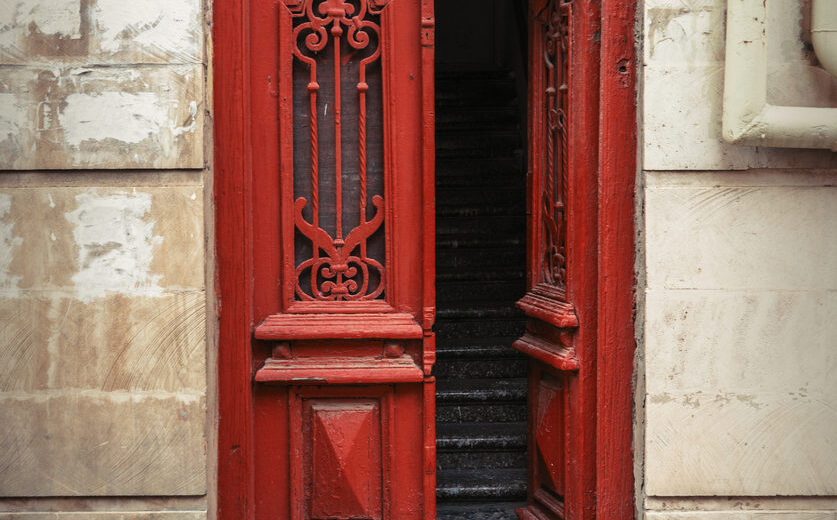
(0, 0, 208, 518)
(0, 175, 208, 510)
(641, 0, 837, 519)
(0, 0, 204, 169)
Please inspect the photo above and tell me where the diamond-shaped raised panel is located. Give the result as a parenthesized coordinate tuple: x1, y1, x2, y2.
(535, 375, 564, 495)
(306, 400, 382, 520)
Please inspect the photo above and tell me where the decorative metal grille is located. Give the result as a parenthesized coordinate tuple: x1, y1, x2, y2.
(539, 0, 569, 289)
(290, 0, 389, 301)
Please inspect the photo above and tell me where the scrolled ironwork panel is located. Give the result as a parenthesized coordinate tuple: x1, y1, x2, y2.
(538, 0, 569, 290)
(290, 0, 389, 302)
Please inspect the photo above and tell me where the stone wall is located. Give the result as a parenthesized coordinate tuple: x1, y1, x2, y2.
(0, 1, 210, 518)
(640, 0, 837, 518)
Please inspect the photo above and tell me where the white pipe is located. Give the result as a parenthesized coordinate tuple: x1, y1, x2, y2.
(722, 0, 837, 150)
(812, 0, 837, 77)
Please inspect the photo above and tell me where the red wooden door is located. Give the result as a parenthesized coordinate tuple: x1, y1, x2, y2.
(241, 1, 436, 519)
(214, 0, 636, 517)
(514, 1, 602, 518)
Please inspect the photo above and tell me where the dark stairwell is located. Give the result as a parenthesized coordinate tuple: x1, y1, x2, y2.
(434, 4, 529, 515)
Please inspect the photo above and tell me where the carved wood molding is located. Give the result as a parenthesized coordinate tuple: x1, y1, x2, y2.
(255, 354, 423, 384)
(254, 312, 423, 340)
(513, 332, 578, 372)
(516, 284, 578, 328)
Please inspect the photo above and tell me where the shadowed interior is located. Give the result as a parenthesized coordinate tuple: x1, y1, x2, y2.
(434, 1, 530, 517)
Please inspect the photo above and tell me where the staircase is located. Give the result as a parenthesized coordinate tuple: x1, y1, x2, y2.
(434, 68, 529, 519)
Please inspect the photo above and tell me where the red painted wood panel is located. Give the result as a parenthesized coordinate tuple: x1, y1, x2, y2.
(515, 1, 602, 518)
(535, 373, 566, 496)
(216, 1, 435, 519)
(213, 0, 255, 517)
(597, 0, 637, 518)
(289, 387, 391, 520)
(516, 0, 635, 518)
(254, 386, 290, 518)
(306, 400, 383, 519)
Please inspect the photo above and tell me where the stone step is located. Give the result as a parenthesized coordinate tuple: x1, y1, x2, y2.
(436, 158, 523, 183)
(438, 448, 526, 471)
(435, 378, 528, 424)
(436, 236, 524, 250)
(435, 316, 526, 339)
(437, 249, 526, 276)
(436, 128, 521, 141)
(436, 135, 522, 159)
(433, 353, 526, 380)
(436, 91, 518, 104)
(436, 402, 526, 424)
(436, 502, 525, 520)
(435, 66, 529, 514)
(436, 378, 527, 403)
(437, 422, 527, 451)
(436, 67, 518, 80)
(437, 215, 525, 240)
(437, 280, 525, 306)
(436, 270, 526, 284)
(436, 188, 525, 218)
(436, 468, 527, 501)
(436, 340, 523, 357)
(435, 205, 524, 219)
(436, 305, 521, 320)
(437, 106, 520, 131)
(436, 80, 519, 108)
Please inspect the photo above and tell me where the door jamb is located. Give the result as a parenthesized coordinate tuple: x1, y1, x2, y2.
(596, 1, 638, 518)
(211, 0, 637, 517)
(214, 0, 254, 517)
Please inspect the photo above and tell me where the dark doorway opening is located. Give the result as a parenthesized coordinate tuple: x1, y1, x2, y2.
(434, 1, 530, 518)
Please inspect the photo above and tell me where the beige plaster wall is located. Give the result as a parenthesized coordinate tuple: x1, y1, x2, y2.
(0, 1, 211, 518)
(640, 0, 837, 519)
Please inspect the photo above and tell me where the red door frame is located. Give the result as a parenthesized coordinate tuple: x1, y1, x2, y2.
(212, 0, 636, 517)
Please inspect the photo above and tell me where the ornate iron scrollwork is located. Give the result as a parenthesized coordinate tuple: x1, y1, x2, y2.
(290, 0, 390, 301)
(539, 0, 569, 289)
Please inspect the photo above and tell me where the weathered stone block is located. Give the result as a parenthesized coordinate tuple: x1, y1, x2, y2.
(645, 290, 837, 396)
(0, 185, 205, 294)
(644, 0, 725, 66)
(645, 183, 837, 291)
(0, 514, 206, 520)
(644, 172, 837, 497)
(0, 0, 203, 64)
(646, 392, 837, 496)
(641, 0, 837, 171)
(0, 65, 204, 169)
(0, 392, 206, 496)
(644, 288, 837, 495)
(0, 178, 207, 498)
(647, 513, 837, 520)
(642, 64, 837, 171)
(0, 294, 206, 393)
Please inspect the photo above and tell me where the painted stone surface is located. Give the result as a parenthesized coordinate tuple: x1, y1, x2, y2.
(643, 172, 837, 498)
(0, 66, 203, 169)
(0, 180, 207, 497)
(0, 0, 203, 64)
(640, 2, 837, 517)
(0, 0, 209, 514)
(642, 0, 836, 170)
(0, 0, 204, 170)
